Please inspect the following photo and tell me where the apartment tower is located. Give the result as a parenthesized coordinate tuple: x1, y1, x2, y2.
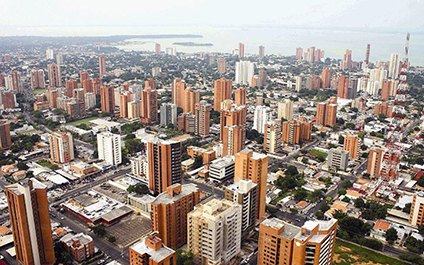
(49, 131, 74, 163)
(214, 78, 233, 110)
(151, 184, 200, 249)
(147, 139, 182, 194)
(6, 179, 55, 265)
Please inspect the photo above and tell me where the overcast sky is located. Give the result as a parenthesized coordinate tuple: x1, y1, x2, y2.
(0, 0, 423, 32)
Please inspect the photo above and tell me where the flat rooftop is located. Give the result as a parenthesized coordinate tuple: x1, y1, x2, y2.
(130, 239, 174, 263)
(152, 184, 198, 205)
(262, 218, 301, 240)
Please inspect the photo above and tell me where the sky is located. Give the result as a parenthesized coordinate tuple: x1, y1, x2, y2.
(0, 0, 423, 35)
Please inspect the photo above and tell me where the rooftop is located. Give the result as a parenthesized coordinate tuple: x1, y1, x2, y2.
(60, 233, 93, 247)
(130, 238, 175, 263)
(261, 218, 301, 240)
(152, 184, 199, 205)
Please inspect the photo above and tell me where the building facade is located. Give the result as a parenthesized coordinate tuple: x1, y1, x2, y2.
(97, 132, 122, 166)
(49, 131, 74, 163)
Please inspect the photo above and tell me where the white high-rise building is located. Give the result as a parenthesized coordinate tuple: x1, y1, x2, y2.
(46, 48, 54, 60)
(165, 47, 176, 56)
(277, 99, 293, 120)
(253, 106, 270, 134)
(188, 199, 242, 265)
(4, 75, 13, 91)
(130, 155, 149, 183)
(389, 53, 400, 79)
(114, 87, 121, 107)
(85, 92, 96, 110)
(56, 53, 63, 65)
(235, 61, 254, 86)
(97, 132, 122, 166)
(160, 103, 177, 127)
(129, 85, 142, 101)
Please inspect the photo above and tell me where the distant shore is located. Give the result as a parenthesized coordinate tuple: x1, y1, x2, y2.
(172, 42, 213, 46)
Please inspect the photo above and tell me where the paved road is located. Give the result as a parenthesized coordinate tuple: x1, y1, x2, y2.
(183, 178, 225, 199)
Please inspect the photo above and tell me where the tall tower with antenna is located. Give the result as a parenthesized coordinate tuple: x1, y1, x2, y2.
(379, 33, 410, 182)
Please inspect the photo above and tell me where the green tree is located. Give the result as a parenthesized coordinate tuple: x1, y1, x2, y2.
(176, 249, 194, 265)
(354, 198, 365, 208)
(293, 188, 308, 201)
(385, 227, 398, 244)
(89, 224, 106, 237)
(17, 161, 28, 171)
(125, 138, 144, 154)
(193, 155, 203, 169)
(285, 165, 299, 177)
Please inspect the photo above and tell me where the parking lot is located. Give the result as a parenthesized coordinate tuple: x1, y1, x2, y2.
(105, 214, 151, 247)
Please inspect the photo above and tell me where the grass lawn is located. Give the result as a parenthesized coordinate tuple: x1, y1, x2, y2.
(33, 89, 46, 95)
(334, 239, 408, 265)
(65, 117, 98, 127)
(309, 149, 328, 160)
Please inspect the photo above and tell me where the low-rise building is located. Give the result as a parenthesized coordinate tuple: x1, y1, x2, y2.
(60, 233, 94, 262)
(208, 155, 235, 182)
(129, 232, 176, 265)
(186, 146, 216, 164)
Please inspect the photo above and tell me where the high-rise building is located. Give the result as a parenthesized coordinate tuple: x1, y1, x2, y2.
(6, 179, 55, 265)
(409, 193, 424, 226)
(388, 53, 400, 79)
(337, 76, 357, 99)
(234, 149, 268, 219)
(129, 232, 176, 265)
(258, 218, 338, 265)
(257, 69, 267, 88)
(225, 179, 257, 232)
(65, 79, 78, 97)
(56, 53, 63, 65)
(171, 78, 185, 108)
(277, 99, 293, 120)
(217, 57, 226, 74)
(47, 63, 62, 87)
(128, 100, 142, 119)
(316, 97, 337, 127)
(10, 71, 20, 93)
(2, 93, 16, 110)
(307, 47, 315, 62)
(321, 67, 331, 88)
(234, 87, 247, 106)
(177, 113, 195, 133)
(99, 56, 106, 76)
(220, 104, 246, 156)
(97, 132, 122, 166)
(194, 101, 211, 136)
(239, 43, 245, 58)
(264, 119, 282, 153)
(120, 91, 132, 118)
(155, 43, 161, 55)
(343, 135, 359, 159)
(259, 45, 265, 59)
(0, 74, 4, 87)
(367, 148, 383, 178)
(213, 78, 233, 110)
(340, 49, 352, 70)
(253, 106, 270, 134)
(235, 61, 255, 86)
(328, 148, 349, 171)
(100, 86, 115, 113)
(381, 79, 391, 100)
(85, 92, 96, 110)
(140, 87, 158, 124)
(160, 103, 177, 127)
(365, 44, 371, 66)
(296, 47, 303, 60)
(220, 103, 246, 140)
(151, 184, 200, 249)
(79, 71, 89, 85)
(46, 48, 54, 60)
(0, 121, 11, 150)
(147, 139, 181, 194)
(145, 79, 156, 90)
(49, 131, 74, 163)
(374, 102, 393, 117)
(46, 88, 58, 109)
(187, 199, 242, 265)
(30, 69, 45, 89)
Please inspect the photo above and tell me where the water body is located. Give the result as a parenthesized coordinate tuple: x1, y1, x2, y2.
(2, 25, 423, 65)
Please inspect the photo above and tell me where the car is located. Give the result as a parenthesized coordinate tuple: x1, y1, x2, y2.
(0, 255, 4, 259)
(60, 217, 65, 220)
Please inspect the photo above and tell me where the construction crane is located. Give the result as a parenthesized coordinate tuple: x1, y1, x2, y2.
(379, 33, 410, 183)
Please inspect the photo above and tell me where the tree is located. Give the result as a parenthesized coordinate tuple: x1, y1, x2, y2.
(17, 161, 28, 171)
(285, 165, 298, 177)
(257, 136, 264, 144)
(193, 155, 203, 169)
(105, 235, 116, 243)
(176, 249, 194, 265)
(125, 138, 144, 154)
(417, 175, 424, 187)
(338, 189, 347, 195)
(127, 184, 149, 195)
(293, 189, 308, 201)
(338, 216, 371, 237)
(354, 198, 365, 208)
(342, 180, 353, 188)
(385, 227, 398, 244)
(418, 225, 424, 236)
(90, 224, 106, 237)
(405, 236, 424, 253)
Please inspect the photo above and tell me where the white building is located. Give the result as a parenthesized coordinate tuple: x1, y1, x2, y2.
(97, 132, 122, 166)
(188, 199, 242, 265)
(389, 53, 400, 79)
(235, 61, 254, 86)
(328, 148, 349, 171)
(160, 103, 177, 127)
(209, 156, 235, 182)
(253, 105, 270, 134)
(277, 99, 293, 120)
(85, 92, 96, 110)
(225, 179, 257, 232)
(130, 155, 149, 183)
(46, 48, 54, 60)
(128, 85, 142, 101)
